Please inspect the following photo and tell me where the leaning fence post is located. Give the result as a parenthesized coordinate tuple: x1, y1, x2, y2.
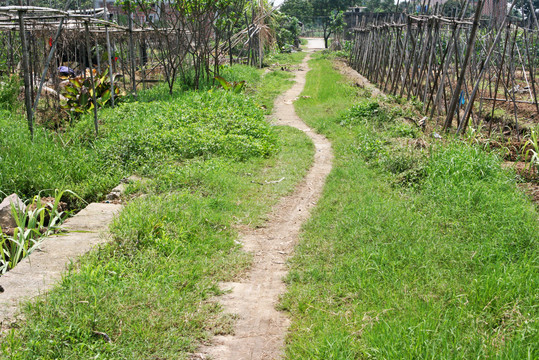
(444, 0, 484, 130)
(457, 2, 516, 134)
(127, 1, 137, 96)
(104, 4, 115, 108)
(33, 5, 70, 118)
(17, 9, 33, 139)
(85, 21, 99, 136)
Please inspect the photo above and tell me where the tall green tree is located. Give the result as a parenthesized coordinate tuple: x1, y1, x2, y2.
(281, 0, 353, 48)
(312, 0, 354, 48)
(279, 0, 314, 25)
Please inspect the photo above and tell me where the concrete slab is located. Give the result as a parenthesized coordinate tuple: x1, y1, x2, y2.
(0, 203, 122, 328)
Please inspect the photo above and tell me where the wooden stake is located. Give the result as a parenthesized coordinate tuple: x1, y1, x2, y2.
(458, 5, 514, 133)
(444, 0, 484, 130)
(127, 1, 137, 95)
(18, 9, 33, 139)
(85, 21, 98, 136)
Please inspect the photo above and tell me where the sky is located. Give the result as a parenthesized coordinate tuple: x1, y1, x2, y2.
(272, 0, 286, 7)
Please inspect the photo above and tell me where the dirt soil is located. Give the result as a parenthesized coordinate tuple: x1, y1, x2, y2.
(197, 51, 333, 359)
(333, 58, 385, 98)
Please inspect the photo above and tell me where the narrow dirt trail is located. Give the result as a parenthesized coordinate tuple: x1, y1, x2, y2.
(199, 50, 333, 359)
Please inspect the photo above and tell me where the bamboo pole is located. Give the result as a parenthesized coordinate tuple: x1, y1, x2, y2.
(85, 21, 98, 136)
(127, 1, 136, 95)
(17, 9, 33, 139)
(104, 6, 114, 108)
(523, 30, 539, 112)
(32, 0, 72, 117)
(444, 0, 484, 130)
(457, 2, 516, 133)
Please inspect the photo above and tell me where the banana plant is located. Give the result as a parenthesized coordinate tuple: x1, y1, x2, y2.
(522, 129, 539, 177)
(0, 190, 81, 274)
(60, 68, 123, 118)
(214, 75, 245, 93)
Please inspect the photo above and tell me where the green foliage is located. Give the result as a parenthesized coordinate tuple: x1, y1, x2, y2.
(338, 100, 394, 128)
(214, 75, 246, 93)
(29, 0, 94, 9)
(522, 129, 539, 176)
(92, 91, 277, 167)
(0, 111, 117, 205)
(364, 0, 398, 12)
(0, 75, 20, 110)
(280, 0, 314, 25)
(392, 122, 420, 138)
(0, 191, 71, 274)
(0, 52, 314, 358)
(60, 69, 123, 118)
(441, 0, 474, 17)
(1, 123, 314, 360)
(281, 0, 354, 46)
(0, 52, 304, 206)
(274, 13, 301, 52)
(328, 10, 345, 34)
(285, 54, 538, 359)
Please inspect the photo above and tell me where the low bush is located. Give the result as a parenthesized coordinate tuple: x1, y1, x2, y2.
(1, 80, 277, 205)
(0, 75, 20, 110)
(338, 100, 391, 128)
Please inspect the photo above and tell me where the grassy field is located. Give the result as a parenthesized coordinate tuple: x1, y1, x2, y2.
(0, 53, 314, 359)
(0, 51, 305, 206)
(281, 52, 538, 359)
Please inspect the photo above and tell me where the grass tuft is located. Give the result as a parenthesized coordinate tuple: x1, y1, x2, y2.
(283, 53, 538, 359)
(1, 52, 313, 359)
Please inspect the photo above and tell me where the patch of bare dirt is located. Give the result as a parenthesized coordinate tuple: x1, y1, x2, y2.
(197, 53, 333, 359)
(501, 161, 539, 204)
(333, 59, 385, 98)
(518, 182, 539, 204)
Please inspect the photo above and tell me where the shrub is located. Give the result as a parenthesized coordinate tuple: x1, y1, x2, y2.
(339, 101, 389, 127)
(0, 75, 20, 110)
(90, 91, 277, 167)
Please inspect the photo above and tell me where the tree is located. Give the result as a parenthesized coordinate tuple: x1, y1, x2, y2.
(364, 0, 395, 13)
(328, 10, 345, 47)
(274, 13, 301, 51)
(279, 0, 314, 25)
(520, 0, 539, 26)
(280, 0, 353, 48)
(312, 0, 354, 48)
(441, 0, 473, 17)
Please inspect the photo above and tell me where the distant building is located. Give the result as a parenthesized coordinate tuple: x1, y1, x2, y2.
(94, 0, 165, 24)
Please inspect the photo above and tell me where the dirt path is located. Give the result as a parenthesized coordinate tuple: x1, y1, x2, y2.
(198, 52, 332, 359)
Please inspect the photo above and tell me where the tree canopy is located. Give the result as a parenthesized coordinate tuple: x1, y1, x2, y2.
(280, 0, 353, 47)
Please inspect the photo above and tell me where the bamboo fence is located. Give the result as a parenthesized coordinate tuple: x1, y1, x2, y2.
(349, 0, 539, 137)
(0, 1, 269, 138)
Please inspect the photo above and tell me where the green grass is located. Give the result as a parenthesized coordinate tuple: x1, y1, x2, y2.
(281, 53, 538, 359)
(0, 52, 314, 359)
(1, 126, 313, 359)
(266, 51, 306, 66)
(0, 52, 306, 206)
(0, 110, 121, 205)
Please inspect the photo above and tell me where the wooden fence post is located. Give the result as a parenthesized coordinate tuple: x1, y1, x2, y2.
(85, 21, 99, 136)
(444, 0, 484, 130)
(17, 9, 33, 139)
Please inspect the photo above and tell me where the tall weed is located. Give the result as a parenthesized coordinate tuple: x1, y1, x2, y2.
(0, 75, 20, 110)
